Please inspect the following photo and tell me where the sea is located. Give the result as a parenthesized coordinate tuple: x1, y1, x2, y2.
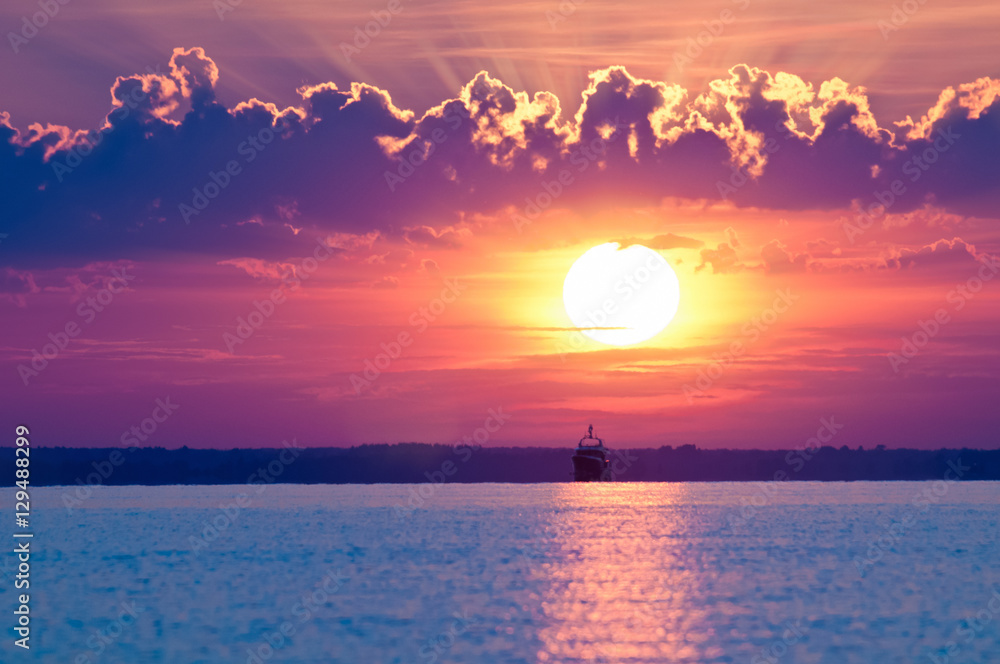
(2, 482, 999, 663)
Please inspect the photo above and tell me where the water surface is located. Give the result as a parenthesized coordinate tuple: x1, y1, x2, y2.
(3, 482, 999, 663)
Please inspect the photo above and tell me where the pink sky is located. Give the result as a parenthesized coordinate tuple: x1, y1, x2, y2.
(2, 0, 1000, 448)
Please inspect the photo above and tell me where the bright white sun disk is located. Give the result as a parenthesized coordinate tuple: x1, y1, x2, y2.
(562, 243, 680, 346)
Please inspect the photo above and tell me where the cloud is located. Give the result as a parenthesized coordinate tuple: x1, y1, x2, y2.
(724, 226, 741, 248)
(805, 239, 842, 258)
(322, 231, 381, 252)
(0, 267, 38, 306)
(403, 225, 468, 248)
(613, 232, 703, 250)
(2, 52, 999, 269)
(168, 46, 220, 103)
(371, 276, 399, 289)
(696, 242, 744, 274)
(760, 240, 808, 274)
(895, 77, 1000, 142)
(218, 257, 298, 281)
(882, 237, 990, 272)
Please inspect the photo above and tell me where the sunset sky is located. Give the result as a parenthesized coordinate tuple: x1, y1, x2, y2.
(2, 0, 999, 449)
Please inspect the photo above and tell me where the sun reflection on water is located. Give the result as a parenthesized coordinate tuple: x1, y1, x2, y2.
(521, 483, 726, 662)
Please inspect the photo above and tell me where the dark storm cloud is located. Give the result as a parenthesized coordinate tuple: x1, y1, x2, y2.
(1, 51, 998, 268)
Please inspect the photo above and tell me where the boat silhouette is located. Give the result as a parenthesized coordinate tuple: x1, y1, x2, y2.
(572, 425, 611, 481)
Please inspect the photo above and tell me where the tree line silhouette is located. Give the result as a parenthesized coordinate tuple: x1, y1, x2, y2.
(8, 444, 1000, 485)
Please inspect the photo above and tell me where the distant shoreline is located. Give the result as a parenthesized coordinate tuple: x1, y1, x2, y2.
(4, 444, 998, 485)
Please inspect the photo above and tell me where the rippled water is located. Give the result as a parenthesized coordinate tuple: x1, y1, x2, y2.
(3, 482, 999, 663)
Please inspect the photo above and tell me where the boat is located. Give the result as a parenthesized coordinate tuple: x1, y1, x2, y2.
(572, 425, 611, 481)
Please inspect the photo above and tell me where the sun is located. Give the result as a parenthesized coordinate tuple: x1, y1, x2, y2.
(563, 243, 680, 346)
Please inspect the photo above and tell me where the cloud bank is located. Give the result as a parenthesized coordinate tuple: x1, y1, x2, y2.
(2, 47, 998, 267)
